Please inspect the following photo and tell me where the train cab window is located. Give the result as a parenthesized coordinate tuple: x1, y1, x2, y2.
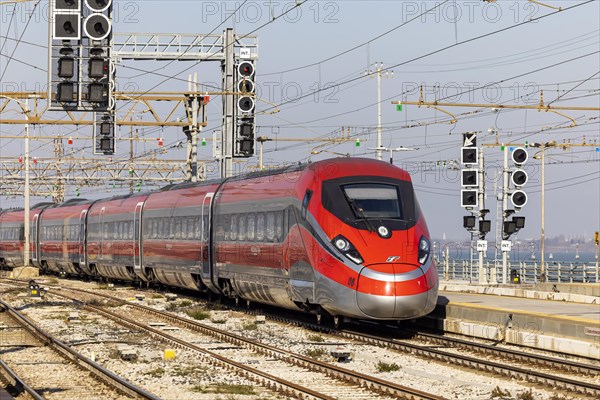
(256, 213, 265, 241)
(343, 184, 402, 219)
(266, 213, 275, 242)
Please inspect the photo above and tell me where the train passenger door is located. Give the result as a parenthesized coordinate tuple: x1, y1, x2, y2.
(133, 202, 143, 273)
(78, 210, 87, 265)
(200, 193, 218, 292)
(31, 214, 39, 264)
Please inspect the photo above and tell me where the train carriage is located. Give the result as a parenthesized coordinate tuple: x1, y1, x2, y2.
(212, 158, 438, 321)
(0, 209, 25, 268)
(141, 181, 220, 290)
(0, 203, 53, 269)
(86, 193, 149, 281)
(38, 199, 93, 275)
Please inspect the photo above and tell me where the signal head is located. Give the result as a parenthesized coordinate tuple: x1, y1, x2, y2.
(461, 169, 478, 187)
(461, 147, 478, 165)
(55, 0, 81, 11)
(53, 14, 81, 40)
(511, 147, 528, 166)
(83, 13, 111, 40)
(503, 221, 517, 237)
(238, 96, 255, 113)
(85, 0, 112, 12)
(479, 220, 491, 234)
(511, 169, 528, 187)
(461, 189, 478, 208)
(237, 61, 255, 78)
(511, 190, 527, 208)
(463, 215, 476, 229)
(513, 216, 525, 229)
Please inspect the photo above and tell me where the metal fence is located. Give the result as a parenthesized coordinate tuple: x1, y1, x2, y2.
(437, 259, 599, 284)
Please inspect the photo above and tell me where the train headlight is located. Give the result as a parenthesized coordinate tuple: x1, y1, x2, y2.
(377, 225, 391, 239)
(418, 236, 430, 265)
(332, 235, 364, 264)
(334, 237, 350, 251)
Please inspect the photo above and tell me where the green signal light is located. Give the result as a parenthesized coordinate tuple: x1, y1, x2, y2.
(396, 103, 403, 112)
(355, 139, 360, 147)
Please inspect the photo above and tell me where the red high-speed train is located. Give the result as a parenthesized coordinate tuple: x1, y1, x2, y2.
(0, 158, 438, 323)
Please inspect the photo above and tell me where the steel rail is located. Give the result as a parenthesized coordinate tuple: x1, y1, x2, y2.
(408, 330, 600, 376)
(55, 287, 446, 400)
(335, 329, 600, 397)
(0, 359, 45, 400)
(0, 300, 160, 400)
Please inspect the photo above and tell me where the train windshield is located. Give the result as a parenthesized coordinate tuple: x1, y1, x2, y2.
(343, 184, 402, 219)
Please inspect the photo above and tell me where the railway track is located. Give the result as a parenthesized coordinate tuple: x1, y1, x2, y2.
(257, 309, 600, 397)
(405, 330, 600, 375)
(0, 358, 43, 400)
(47, 286, 445, 400)
(0, 299, 159, 400)
(5, 277, 599, 398)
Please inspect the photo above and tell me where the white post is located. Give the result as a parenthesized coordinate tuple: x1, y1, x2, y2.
(502, 145, 509, 284)
(540, 146, 546, 281)
(24, 122, 31, 267)
(376, 63, 382, 161)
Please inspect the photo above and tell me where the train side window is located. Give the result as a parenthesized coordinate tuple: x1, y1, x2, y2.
(222, 216, 230, 241)
(188, 217, 195, 240)
(256, 213, 265, 241)
(129, 221, 133, 240)
(193, 216, 200, 240)
(301, 190, 313, 220)
(158, 218, 163, 239)
(247, 213, 255, 241)
(238, 215, 246, 241)
(275, 211, 283, 242)
(266, 213, 275, 242)
(175, 218, 181, 239)
(230, 215, 238, 241)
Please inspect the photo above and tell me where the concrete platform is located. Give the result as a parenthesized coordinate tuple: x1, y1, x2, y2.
(439, 280, 600, 304)
(417, 288, 600, 359)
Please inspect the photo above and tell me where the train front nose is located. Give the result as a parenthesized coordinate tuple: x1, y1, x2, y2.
(355, 263, 436, 319)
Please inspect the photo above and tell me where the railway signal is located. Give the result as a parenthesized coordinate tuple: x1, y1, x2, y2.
(50, 0, 114, 112)
(234, 58, 256, 157)
(95, 114, 114, 155)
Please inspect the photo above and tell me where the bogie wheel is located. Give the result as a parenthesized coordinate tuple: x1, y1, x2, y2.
(333, 316, 343, 329)
(316, 309, 324, 325)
